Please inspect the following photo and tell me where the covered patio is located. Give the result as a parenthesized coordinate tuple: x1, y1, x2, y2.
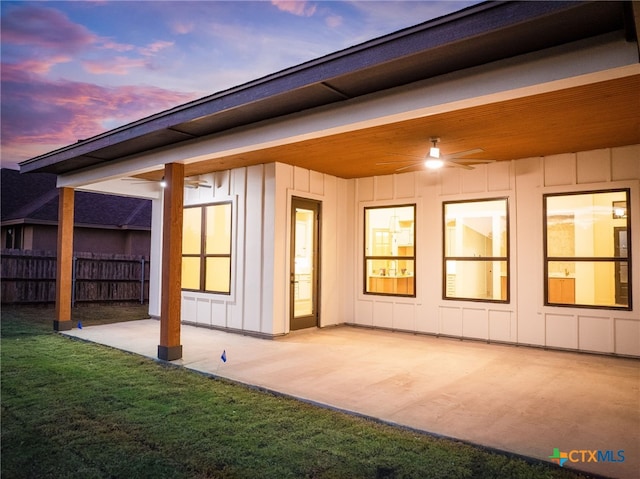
(19, 1, 639, 360)
(64, 320, 639, 479)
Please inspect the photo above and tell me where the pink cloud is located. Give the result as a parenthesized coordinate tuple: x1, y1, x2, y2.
(138, 40, 174, 56)
(81, 41, 173, 75)
(1, 4, 150, 77)
(99, 40, 136, 53)
(1, 70, 196, 163)
(271, 1, 317, 17)
(2, 56, 72, 76)
(82, 57, 149, 75)
(172, 21, 195, 35)
(0, 5, 191, 164)
(325, 14, 343, 28)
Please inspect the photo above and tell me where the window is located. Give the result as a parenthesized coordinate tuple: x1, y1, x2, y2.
(443, 198, 509, 302)
(5, 226, 23, 249)
(364, 205, 415, 296)
(182, 202, 232, 294)
(544, 189, 631, 309)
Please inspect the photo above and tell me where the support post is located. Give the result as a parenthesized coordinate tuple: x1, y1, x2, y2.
(71, 256, 77, 307)
(54, 187, 75, 331)
(158, 163, 184, 361)
(140, 257, 145, 304)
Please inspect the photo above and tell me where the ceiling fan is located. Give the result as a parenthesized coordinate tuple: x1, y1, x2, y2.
(122, 176, 211, 189)
(378, 137, 494, 171)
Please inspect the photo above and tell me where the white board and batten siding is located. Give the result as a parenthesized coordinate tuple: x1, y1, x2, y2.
(274, 164, 354, 333)
(164, 144, 637, 356)
(179, 166, 270, 335)
(179, 164, 351, 337)
(353, 145, 640, 356)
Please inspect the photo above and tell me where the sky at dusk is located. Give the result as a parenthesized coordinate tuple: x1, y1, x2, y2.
(1, 1, 479, 169)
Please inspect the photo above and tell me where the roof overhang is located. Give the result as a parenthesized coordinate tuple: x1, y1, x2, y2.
(19, 1, 640, 182)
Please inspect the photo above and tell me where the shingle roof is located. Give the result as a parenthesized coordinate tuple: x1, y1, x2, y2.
(1, 169, 151, 229)
(1, 168, 57, 221)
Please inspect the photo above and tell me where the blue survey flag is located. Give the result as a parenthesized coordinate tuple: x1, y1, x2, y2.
(221, 350, 227, 362)
(78, 321, 83, 329)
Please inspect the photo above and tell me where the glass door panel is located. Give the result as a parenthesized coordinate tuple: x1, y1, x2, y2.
(290, 198, 320, 329)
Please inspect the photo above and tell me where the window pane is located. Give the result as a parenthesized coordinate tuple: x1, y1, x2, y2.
(182, 208, 202, 255)
(545, 214, 575, 257)
(443, 199, 508, 303)
(545, 190, 630, 309)
(445, 260, 507, 300)
(205, 257, 231, 293)
(181, 257, 200, 290)
(444, 200, 507, 257)
(205, 203, 231, 255)
(547, 260, 629, 307)
(366, 259, 414, 295)
(364, 205, 415, 297)
(365, 206, 414, 257)
(546, 191, 628, 258)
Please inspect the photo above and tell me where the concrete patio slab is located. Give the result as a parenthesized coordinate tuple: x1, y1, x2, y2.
(63, 321, 639, 479)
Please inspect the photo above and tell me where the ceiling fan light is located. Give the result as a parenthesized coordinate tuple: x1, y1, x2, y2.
(425, 159, 444, 169)
(429, 146, 440, 158)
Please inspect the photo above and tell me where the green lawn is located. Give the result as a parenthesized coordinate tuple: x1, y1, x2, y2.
(2, 305, 590, 479)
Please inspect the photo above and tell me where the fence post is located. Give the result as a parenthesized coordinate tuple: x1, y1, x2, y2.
(72, 256, 77, 307)
(140, 257, 145, 304)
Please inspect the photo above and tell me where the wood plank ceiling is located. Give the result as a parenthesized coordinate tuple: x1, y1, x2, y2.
(171, 74, 639, 180)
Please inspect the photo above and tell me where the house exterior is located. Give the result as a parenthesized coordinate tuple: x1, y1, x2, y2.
(19, 1, 640, 359)
(1, 168, 151, 256)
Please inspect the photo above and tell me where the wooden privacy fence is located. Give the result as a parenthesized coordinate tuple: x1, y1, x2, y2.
(1, 249, 150, 304)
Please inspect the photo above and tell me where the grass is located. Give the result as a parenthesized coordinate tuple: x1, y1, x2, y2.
(1, 304, 591, 479)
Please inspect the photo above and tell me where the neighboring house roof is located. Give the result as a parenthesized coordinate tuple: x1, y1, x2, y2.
(1, 169, 151, 230)
(19, 1, 638, 176)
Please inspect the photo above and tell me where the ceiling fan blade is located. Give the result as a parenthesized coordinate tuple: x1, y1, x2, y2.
(375, 160, 420, 165)
(442, 148, 484, 159)
(453, 158, 496, 164)
(386, 152, 424, 160)
(185, 179, 212, 188)
(443, 159, 474, 170)
(396, 163, 423, 172)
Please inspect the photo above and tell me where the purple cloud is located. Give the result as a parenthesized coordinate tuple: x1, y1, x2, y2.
(2, 4, 96, 54)
(1, 0, 483, 168)
(1, 68, 196, 162)
(0, 4, 193, 164)
(1, 4, 150, 76)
